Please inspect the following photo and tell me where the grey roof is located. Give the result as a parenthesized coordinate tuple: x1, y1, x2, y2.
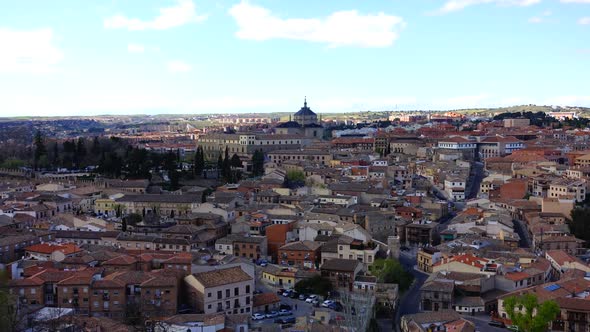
(320, 258, 361, 272)
(117, 194, 201, 204)
(402, 310, 461, 325)
(294, 100, 316, 117)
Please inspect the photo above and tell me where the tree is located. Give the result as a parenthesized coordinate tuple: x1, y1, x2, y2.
(503, 294, 559, 332)
(251, 149, 264, 177)
(124, 213, 142, 227)
(284, 170, 306, 189)
(369, 258, 414, 292)
(194, 146, 205, 176)
(569, 208, 590, 244)
(0, 270, 26, 332)
(217, 154, 223, 177)
(294, 275, 333, 298)
(52, 141, 59, 167)
(121, 217, 127, 232)
(230, 153, 242, 168)
(76, 138, 86, 167)
(91, 136, 101, 156)
(33, 130, 47, 170)
(222, 146, 231, 182)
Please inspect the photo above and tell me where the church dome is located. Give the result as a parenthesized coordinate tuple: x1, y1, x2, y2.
(294, 98, 316, 117)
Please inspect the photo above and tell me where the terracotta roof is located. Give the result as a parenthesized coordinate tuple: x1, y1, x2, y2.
(192, 266, 252, 288)
(503, 271, 530, 281)
(253, 292, 281, 307)
(103, 255, 137, 266)
(25, 243, 82, 255)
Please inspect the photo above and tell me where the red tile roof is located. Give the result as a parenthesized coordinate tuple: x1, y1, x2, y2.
(25, 243, 82, 255)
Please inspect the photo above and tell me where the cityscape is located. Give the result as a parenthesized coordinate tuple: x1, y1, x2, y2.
(2, 1, 590, 332)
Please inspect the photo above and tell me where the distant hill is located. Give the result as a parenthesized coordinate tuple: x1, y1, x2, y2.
(450, 105, 590, 118)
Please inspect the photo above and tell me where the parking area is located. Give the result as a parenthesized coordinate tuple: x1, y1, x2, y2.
(253, 271, 344, 325)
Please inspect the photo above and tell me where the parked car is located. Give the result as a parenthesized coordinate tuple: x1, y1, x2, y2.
(305, 295, 318, 303)
(321, 300, 335, 308)
(251, 313, 265, 320)
(299, 294, 307, 300)
(274, 317, 296, 324)
(282, 290, 292, 297)
(329, 302, 343, 311)
(279, 304, 292, 310)
(289, 291, 299, 299)
(279, 309, 292, 316)
(507, 325, 520, 331)
(277, 288, 286, 295)
(265, 311, 279, 318)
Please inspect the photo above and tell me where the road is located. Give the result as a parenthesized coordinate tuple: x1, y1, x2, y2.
(513, 218, 532, 248)
(467, 161, 485, 199)
(384, 247, 428, 332)
(463, 313, 509, 332)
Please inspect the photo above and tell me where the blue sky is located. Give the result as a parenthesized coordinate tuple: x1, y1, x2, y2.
(0, 0, 589, 116)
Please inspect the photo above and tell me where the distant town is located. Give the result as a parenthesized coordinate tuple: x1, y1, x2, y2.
(1, 102, 590, 332)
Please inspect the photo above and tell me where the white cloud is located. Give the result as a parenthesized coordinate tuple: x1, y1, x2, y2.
(127, 43, 145, 53)
(528, 10, 551, 23)
(434, 0, 540, 14)
(579, 17, 590, 25)
(166, 60, 192, 73)
(544, 96, 590, 106)
(228, 1, 406, 48)
(104, 0, 207, 31)
(0, 28, 63, 73)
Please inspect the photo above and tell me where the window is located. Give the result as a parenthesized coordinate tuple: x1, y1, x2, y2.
(235, 287, 239, 296)
(246, 285, 250, 294)
(218, 291, 222, 299)
(226, 289, 230, 298)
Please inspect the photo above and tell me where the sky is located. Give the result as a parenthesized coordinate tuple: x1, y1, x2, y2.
(0, 0, 589, 116)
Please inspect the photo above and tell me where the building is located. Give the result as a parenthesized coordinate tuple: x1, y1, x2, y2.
(275, 98, 324, 139)
(320, 258, 363, 291)
(420, 278, 454, 312)
(184, 266, 254, 315)
(25, 243, 82, 261)
(116, 194, 202, 218)
(215, 234, 268, 260)
(268, 149, 332, 166)
(503, 118, 530, 128)
(548, 179, 586, 203)
(199, 133, 303, 160)
(261, 265, 297, 288)
(417, 247, 441, 273)
(277, 240, 321, 268)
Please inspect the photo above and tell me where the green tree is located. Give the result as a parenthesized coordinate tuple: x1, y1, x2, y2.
(52, 141, 59, 167)
(503, 294, 559, 332)
(251, 149, 264, 177)
(294, 275, 333, 298)
(0, 270, 23, 332)
(369, 258, 414, 292)
(217, 153, 223, 177)
(121, 217, 127, 232)
(230, 153, 242, 168)
(569, 208, 590, 244)
(33, 130, 47, 170)
(194, 146, 205, 176)
(76, 138, 86, 168)
(284, 170, 306, 189)
(124, 213, 142, 227)
(222, 146, 231, 182)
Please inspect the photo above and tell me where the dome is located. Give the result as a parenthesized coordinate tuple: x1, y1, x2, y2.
(294, 98, 316, 117)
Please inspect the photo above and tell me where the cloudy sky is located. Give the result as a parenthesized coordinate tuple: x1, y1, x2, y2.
(1, 0, 589, 116)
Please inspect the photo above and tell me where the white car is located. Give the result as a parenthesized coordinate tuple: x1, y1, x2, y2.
(305, 295, 318, 303)
(251, 313, 265, 320)
(321, 300, 334, 308)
